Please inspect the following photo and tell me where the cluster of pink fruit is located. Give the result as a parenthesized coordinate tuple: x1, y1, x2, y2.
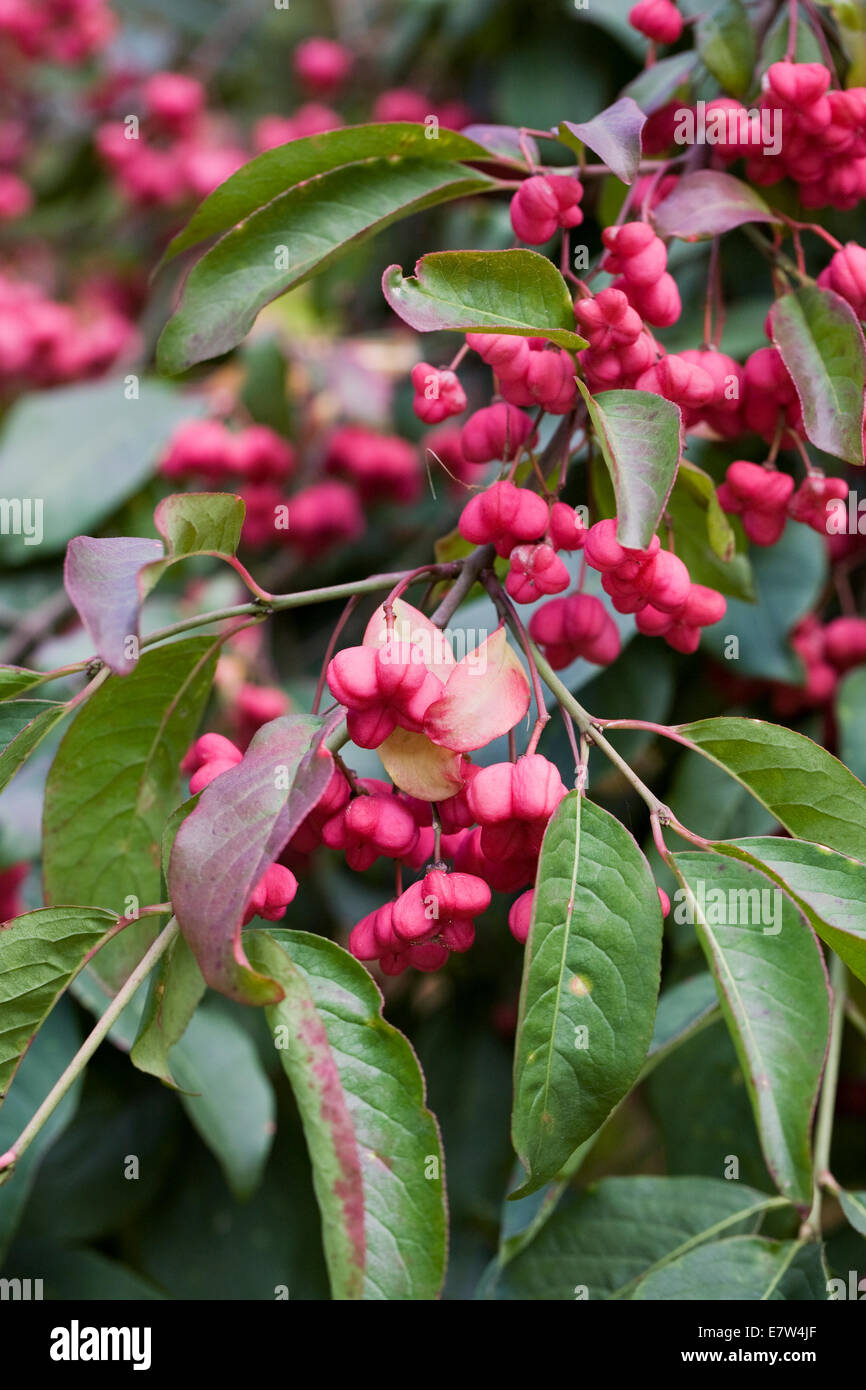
(0, 863, 27, 923)
(179, 717, 573, 975)
(0, 273, 136, 388)
(254, 35, 471, 150)
(96, 72, 247, 207)
(718, 461, 850, 547)
(773, 614, 866, 716)
(720, 63, 866, 213)
(159, 417, 373, 556)
(91, 27, 471, 207)
(0, 0, 114, 63)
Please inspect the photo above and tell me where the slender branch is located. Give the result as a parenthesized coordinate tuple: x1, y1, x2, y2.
(429, 544, 495, 628)
(0, 917, 180, 1179)
(139, 569, 421, 652)
(312, 594, 361, 715)
(0, 589, 73, 665)
(484, 577, 550, 754)
(527, 642, 670, 815)
(743, 224, 815, 287)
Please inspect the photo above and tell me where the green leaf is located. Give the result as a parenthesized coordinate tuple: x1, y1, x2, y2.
(240, 337, 291, 436)
(158, 160, 495, 375)
(677, 717, 866, 859)
(0, 700, 69, 794)
(140, 491, 245, 596)
(653, 171, 778, 240)
(246, 929, 447, 1300)
(162, 123, 497, 263)
(623, 51, 698, 112)
(0, 906, 117, 1105)
(700, 520, 828, 680)
(0, 379, 199, 564)
(0, 668, 48, 701)
(4, 1240, 165, 1300)
(0, 1001, 82, 1260)
(647, 973, 720, 1062)
(678, 460, 736, 561)
(632, 1235, 829, 1299)
(673, 852, 830, 1208)
(129, 931, 207, 1086)
(717, 836, 866, 987)
(838, 667, 866, 783)
(512, 793, 663, 1195)
(651, 463, 755, 600)
(648, 1020, 775, 1189)
(771, 286, 866, 466)
(493, 1176, 783, 1299)
(838, 1189, 866, 1238)
(577, 383, 680, 548)
(42, 638, 218, 991)
(382, 248, 586, 351)
(697, 0, 756, 96)
(170, 1001, 276, 1200)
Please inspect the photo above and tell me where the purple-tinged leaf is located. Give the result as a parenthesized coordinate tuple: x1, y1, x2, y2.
(770, 286, 866, 467)
(169, 714, 333, 1006)
(576, 382, 680, 548)
(64, 537, 164, 677)
(65, 494, 245, 675)
(558, 99, 646, 185)
(247, 928, 447, 1300)
(383, 249, 587, 351)
(653, 171, 778, 239)
(460, 124, 537, 164)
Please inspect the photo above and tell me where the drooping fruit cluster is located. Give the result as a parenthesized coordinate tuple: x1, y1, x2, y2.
(327, 639, 446, 749)
(350, 870, 491, 975)
(467, 334, 577, 413)
(0, 273, 136, 389)
(583, 520, 726, 654)
(411, 362, 468, 424)
(720, 63, 866, 212)
(160, 420, 296, 484)
(509, 174, 584, 244)
(601, 222, 682, 327)
(718, 461, 849, 545)
(772, 615, 866, 715)
(0, 0, 115, 62)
